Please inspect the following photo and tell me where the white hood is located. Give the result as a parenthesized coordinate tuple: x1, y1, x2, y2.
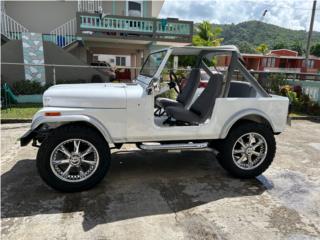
(43, 83, 142, 109)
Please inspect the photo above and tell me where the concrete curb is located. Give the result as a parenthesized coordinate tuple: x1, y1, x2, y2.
(1, 119, 32, 124)
(290, 116, 320, 122)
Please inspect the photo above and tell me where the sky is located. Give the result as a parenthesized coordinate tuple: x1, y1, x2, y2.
(159, 0, 320, 32)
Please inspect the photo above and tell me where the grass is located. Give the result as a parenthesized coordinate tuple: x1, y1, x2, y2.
(289, 112, 305, 117)
(1, 104, 42, 119)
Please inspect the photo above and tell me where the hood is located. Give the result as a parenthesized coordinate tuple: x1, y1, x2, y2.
(43, 83, 142, 108)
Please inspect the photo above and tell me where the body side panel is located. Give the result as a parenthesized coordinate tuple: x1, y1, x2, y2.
(31, 96, 288, 143)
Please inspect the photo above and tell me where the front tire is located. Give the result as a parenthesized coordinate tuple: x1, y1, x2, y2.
(36, 125, 110, 192)
(216, 122, 276, 178)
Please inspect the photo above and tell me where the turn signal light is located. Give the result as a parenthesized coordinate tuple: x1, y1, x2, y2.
(44, 112, 61, 117)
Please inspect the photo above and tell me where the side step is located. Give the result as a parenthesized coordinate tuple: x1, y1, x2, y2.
(137, 142, 209, 151)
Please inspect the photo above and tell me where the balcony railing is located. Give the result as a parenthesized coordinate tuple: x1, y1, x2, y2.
(77, 13, 193, 43)
(43, 34, 81, 48)
(1, 11, 29, 40)
(264, 67, 302, 73)
(49, 18, 81, 48)
(78, 0, 102, 13)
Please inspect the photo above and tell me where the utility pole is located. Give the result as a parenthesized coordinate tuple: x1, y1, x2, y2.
(305, 0, 317, 68)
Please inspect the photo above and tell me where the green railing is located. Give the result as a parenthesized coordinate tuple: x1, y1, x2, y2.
(155, 20, 191, 35)
(1, 32, 81, 48)
(79, 15, 154, 33)
(77, 13, 193, 42)
(42, 34, 81, 47)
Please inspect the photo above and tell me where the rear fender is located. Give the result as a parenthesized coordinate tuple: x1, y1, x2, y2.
(219, 109, 276, 139)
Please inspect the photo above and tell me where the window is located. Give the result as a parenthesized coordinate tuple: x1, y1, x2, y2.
(116, 56, 126, 66)
(263, 57, 275, 67)
(303, 59, 314, 68)
(126, 1, 143, 17)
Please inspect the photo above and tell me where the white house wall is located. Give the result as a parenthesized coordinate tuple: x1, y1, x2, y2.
(4, 1, 78, 33)
(4, 0, 164, 34)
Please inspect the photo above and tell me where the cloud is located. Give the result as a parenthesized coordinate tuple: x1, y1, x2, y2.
(159, 0, 320, 31)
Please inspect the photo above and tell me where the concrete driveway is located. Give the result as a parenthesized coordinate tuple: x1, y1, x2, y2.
(1, 121, 320, 240)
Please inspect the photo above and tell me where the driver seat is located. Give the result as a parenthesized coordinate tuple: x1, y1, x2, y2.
(165, 73, 223, 125)
(155, 68, 201, 109)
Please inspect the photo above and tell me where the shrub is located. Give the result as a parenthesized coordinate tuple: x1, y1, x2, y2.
(12, 80, 50, 95)
(12, 79, 89, 95)
(262, 73, 287, 94)
(293, 85, 302, 98)
(280, 85, 292, 96)
(275, 82, 320, 116)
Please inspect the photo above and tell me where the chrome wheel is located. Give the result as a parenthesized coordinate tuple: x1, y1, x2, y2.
(50, 139, 99, 183)
(232, 132, 268, 170)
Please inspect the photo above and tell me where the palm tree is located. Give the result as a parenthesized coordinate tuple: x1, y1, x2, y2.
(256, 43, 269, 55)
(192, 21, 223, 47)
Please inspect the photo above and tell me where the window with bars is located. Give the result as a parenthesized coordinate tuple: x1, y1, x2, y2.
(127, 1, 143, 17)
(303, 59, 315, 68)
(116, 56, 126, 66)
(262, 57, 276, 67)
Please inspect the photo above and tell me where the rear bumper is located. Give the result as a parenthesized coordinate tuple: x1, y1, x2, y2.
(20, 129, 36, 146)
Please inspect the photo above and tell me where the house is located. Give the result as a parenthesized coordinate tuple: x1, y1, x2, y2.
(1, 0, 193, 84)
(217, 49, 320, 74)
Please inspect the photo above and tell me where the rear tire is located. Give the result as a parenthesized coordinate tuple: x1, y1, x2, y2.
(91, 74, 103, 83)
(216, 122, 276, 178)
(36, 125, 110, 192)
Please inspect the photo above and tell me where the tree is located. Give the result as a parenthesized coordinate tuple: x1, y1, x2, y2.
(179, 21, 224, 67)
(237, 41, 257, 53)
(192, 21, 223, 46)
(310, 43, 320, 57)
(256, 43, 269, 55)
(290, 41, 304, 56)
(273, 42, 288, 50)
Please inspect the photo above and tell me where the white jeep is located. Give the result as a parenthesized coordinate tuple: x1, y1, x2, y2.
(20, 46, 289, 192)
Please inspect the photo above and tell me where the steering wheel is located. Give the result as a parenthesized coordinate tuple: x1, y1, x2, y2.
(169, 70, 182, 93)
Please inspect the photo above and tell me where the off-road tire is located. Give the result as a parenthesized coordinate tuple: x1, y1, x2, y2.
(216, 122, 276, 178)
(36, 125, 111, 192)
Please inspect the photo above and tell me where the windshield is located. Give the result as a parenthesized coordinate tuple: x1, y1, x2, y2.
(140, 50, 167, 77)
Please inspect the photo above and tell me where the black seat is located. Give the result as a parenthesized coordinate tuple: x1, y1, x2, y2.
(165, 73, 223, 125)
(156, 68, 201, 109)
(228, 81, 257, 98)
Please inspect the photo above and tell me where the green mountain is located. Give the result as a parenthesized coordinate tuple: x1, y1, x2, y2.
(210, 21, 320, 54)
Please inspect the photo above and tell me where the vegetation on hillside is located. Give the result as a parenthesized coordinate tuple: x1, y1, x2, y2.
(210, 20, 320, 54)
(311, 43, 320, 57)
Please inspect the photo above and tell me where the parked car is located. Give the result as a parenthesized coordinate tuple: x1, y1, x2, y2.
(20, 46, 289, 192)
(115, 68, 131, 82)
(91, 61, 116, 82)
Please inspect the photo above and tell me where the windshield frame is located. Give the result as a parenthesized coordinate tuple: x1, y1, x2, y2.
(140, 49, 170, 78)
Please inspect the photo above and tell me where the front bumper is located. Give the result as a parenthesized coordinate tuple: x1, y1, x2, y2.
(20, 129, 36, 146)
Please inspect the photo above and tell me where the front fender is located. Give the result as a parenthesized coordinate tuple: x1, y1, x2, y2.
(219, 108, 276, 139)
(30, 114, 114, 145)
